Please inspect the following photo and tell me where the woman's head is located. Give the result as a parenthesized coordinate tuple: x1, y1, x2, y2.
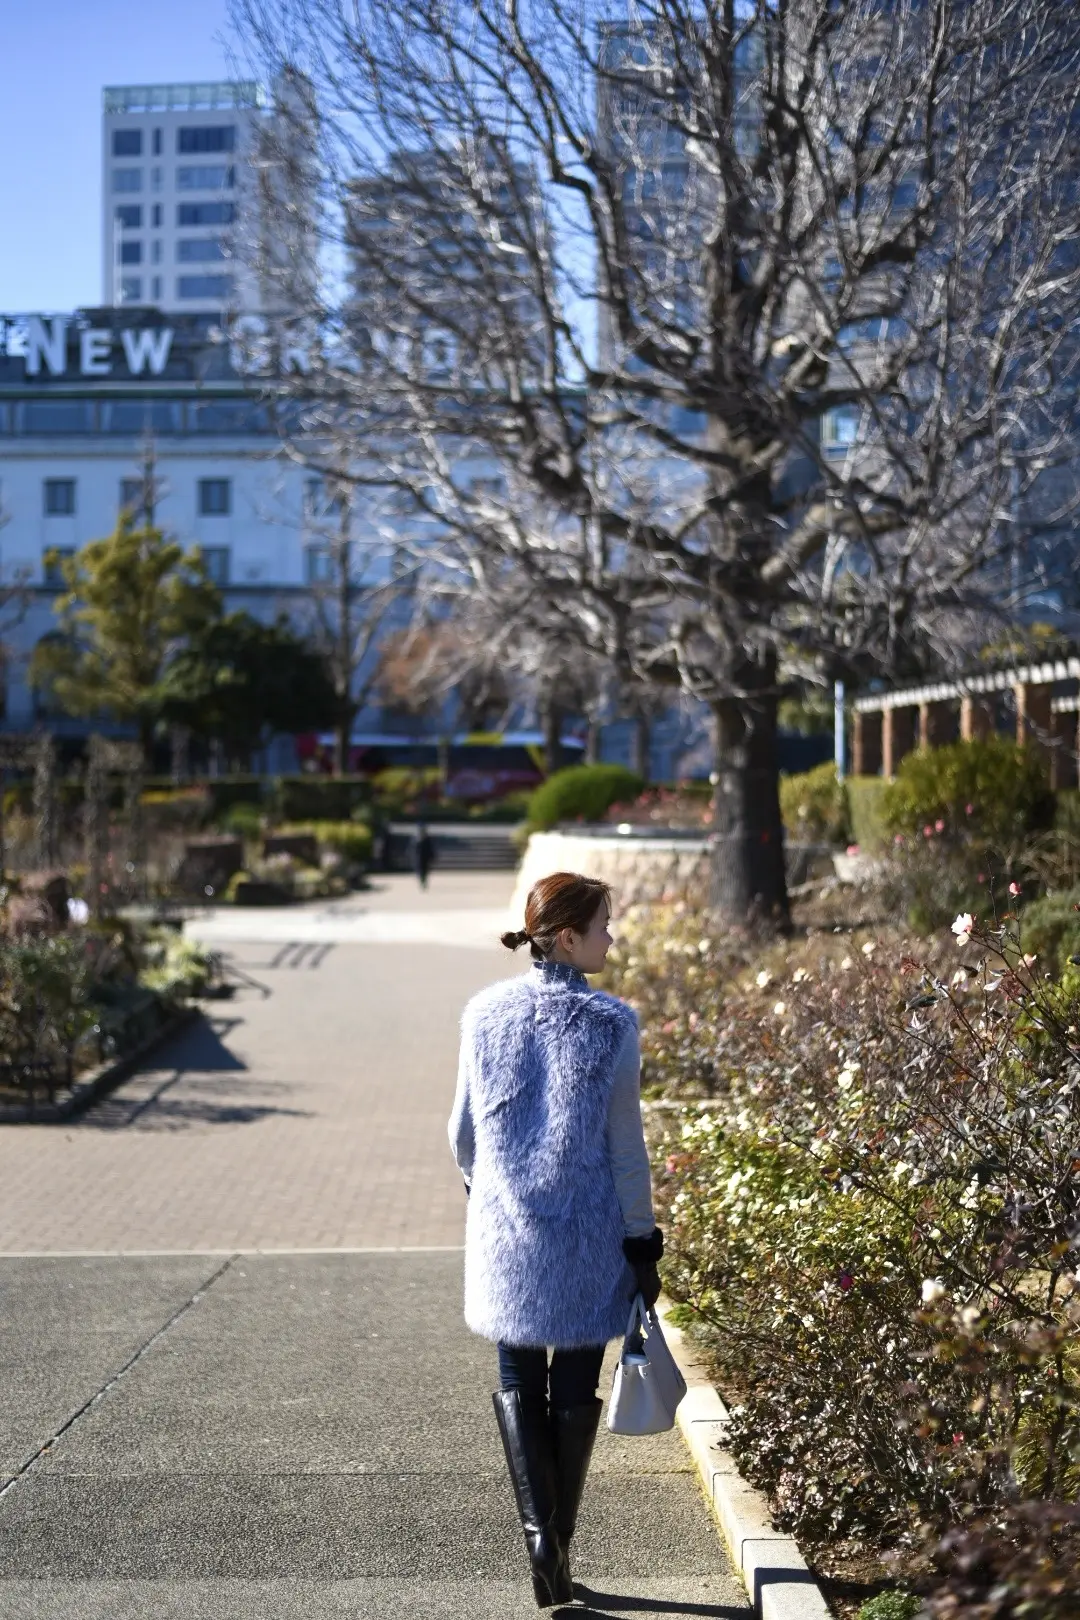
(500, 871, 614, 974)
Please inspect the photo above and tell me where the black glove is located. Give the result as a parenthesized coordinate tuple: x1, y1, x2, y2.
(623, 1228, 664, 1307)
(631, 1260, 662, 1308)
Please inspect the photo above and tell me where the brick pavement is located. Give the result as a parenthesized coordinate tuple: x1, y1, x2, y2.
(0, 873, 517, 1254)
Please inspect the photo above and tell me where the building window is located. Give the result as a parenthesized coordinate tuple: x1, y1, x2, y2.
(178, 125, 236, 153)
(200, 546, 231, 585)
(115, 204, 142, 229)
(112, 168, 142, 193)
(151, 166, 163, 190)
(102, 400, 179, 434)
(112, 129, 142, 156)
(151, 276, 163, 300)
(152, 128, 162, 156)
(26, 401, 93, 434)
(177, 237, 226, 262)
(177, 165, 234, 190)
(120, 276, 143, 302)
(43, 479, 76, 516)
(119, 240, 142, 265)
(151, 203, 162, 227)
(177, 274, 232, 300)
(821, 406, 861, 449)
(304, 477, 345, 520)
(304, 545, 334, 584)
(198, 478, 231, 516)
(43, 547, 75, 588)
(119, 477, 150, 518)
(177, 200, 236, 226)
(150, 240, 161, 264)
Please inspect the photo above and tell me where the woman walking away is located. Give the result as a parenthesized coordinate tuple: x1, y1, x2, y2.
(448, 872, 663, 1607)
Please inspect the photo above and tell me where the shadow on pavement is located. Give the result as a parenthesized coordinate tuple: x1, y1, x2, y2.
(73, 1016, 314, 1131)
(568, 1590, 749, 1617)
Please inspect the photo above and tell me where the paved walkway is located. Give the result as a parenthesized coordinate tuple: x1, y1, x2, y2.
(0, 873, 750, 1618)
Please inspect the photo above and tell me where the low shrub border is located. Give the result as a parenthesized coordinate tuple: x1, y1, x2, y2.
(660, 1301, 833, 1620)
(0, 1000, 199, 1124)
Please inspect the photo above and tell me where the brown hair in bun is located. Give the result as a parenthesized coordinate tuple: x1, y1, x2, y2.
(500, 872, 612, 961)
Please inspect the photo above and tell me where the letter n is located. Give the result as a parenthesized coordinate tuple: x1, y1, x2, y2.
(25, 316, 67, 376)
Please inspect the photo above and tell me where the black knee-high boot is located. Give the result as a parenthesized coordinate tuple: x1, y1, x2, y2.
(492, 1390, 566, 1608)
(551, 1398, 603, 1594)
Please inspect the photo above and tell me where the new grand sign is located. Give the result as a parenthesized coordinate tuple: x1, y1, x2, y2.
(0, 313, 312, 384)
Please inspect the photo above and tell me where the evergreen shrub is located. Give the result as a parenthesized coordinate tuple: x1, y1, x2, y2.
(1016, 890, 1080, 975)
(525, 764, 645, 831)
(282, 821, 373, 866)
(779, 761, 850, 844)
(882, 738, 1052, 848)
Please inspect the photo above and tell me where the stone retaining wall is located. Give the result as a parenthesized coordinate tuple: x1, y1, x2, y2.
(510, 829, 710, 918)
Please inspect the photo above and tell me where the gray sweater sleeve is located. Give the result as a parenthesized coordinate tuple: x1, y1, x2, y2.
(448, 1038, 475, 1184)
(607, 1022, 656, 1238)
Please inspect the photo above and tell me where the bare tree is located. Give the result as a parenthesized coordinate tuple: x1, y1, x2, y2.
(235, 0, 1080, 922)
(297, 462, 411, 773)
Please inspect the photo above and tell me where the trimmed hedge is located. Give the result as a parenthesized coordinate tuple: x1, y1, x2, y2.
(847, 775, 891, 853)
(525, 764, 645, 831)
(272, 775, 373, 823)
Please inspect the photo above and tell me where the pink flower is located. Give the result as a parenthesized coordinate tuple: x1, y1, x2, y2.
(1009, 881, 1022, 897)
(846, 843, 861, 855)
(665, 1155, 680, 1175)
(923, 825, 933, 838)
(965, 803, 974, 815)
(952, 1433, 964, 1446)
(935, 819, 945, 832)
(838, 1271, 854, 1292)
(894, 833, 905, 845)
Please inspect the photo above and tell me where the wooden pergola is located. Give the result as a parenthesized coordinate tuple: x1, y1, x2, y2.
(851, 655, 1080, 787)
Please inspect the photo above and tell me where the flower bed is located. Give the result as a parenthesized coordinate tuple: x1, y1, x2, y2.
(601, 903, 1080, 1616)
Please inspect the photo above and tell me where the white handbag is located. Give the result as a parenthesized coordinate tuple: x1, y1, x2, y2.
(606, 1293, 688, 1434)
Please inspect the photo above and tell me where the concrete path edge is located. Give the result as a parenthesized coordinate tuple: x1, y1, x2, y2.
(0, 1004, 199, 1125)
(659, 1302, 833, 1620)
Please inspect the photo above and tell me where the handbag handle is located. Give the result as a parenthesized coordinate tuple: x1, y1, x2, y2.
(622, 1290, 650, 1349)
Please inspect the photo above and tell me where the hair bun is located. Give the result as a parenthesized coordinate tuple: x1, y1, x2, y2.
(500, 928, 530, 951)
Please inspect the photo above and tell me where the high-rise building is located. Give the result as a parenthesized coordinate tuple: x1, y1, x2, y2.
(101, 81, 267, 317)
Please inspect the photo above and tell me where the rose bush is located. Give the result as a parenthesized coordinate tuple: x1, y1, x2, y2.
(602, 906, 1080, 1595)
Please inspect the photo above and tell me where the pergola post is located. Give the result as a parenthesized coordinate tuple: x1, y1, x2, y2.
(1049, 706, 1080, 791)
(852, 710, 882, 776)
(918, 699, 952, 750)
(1014, 681, 1053, 766)
(960, 695, 994, 741)
(882, 705, 916, 777)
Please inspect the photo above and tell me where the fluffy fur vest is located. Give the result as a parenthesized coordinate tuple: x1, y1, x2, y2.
(459, 966, 639, 1349)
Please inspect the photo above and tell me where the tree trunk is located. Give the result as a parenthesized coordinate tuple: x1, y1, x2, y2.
(585, 712, 602, 765)
(540, 698, 564, 775)
(628, 714, 650, 780)
(709, 659, 789, 928)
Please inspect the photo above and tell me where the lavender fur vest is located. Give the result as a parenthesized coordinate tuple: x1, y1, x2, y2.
(458, 963, 639, 1349)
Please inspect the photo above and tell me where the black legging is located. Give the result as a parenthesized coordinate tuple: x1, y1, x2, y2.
(498, 1342, 606, 1406)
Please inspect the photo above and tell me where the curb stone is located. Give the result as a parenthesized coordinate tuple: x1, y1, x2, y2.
(660, 1302, 833, 1620)
(0, 1003, 199, 1124)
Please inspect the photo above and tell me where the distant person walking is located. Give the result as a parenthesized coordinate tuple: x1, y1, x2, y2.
(448, 872, 663, 1607)
(413, 822, 435, 889)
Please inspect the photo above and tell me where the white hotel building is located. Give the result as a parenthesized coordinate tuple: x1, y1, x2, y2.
(0, 309, 383, 747)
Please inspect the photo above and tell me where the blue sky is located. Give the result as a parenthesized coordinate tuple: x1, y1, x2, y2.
(0, 0, 239, 311)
